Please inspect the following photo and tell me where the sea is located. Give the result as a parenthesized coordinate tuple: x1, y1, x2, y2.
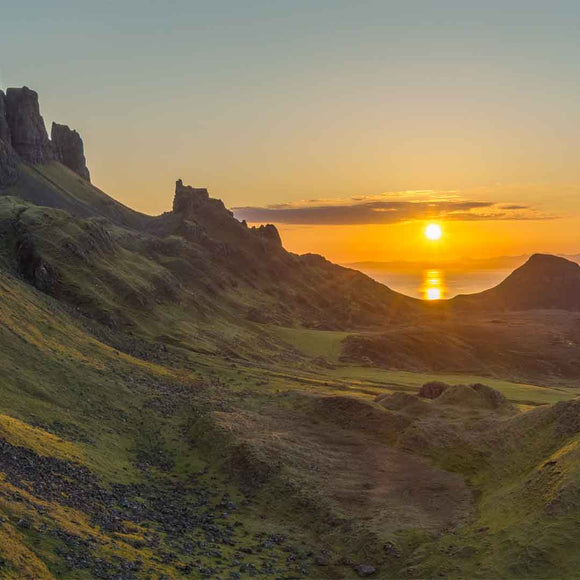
(351, 266, 516, 300)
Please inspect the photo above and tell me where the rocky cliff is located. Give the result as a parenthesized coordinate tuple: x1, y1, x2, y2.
(5, 86, 53, 164)
(0, 86, 90, 185)
(51, 122, 91, 181)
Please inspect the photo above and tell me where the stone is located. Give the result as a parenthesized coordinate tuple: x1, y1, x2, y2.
(354, 564, 377, 577)
(5, 86, 53, 163)
(51, 122, 91, 181)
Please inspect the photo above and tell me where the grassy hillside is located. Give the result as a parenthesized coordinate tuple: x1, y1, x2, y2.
(0, 266, 578, 578)
(0, 160, 578, 578)
(1, 162, 150, 228)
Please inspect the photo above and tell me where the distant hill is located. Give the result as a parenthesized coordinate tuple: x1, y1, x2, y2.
(452, 253, 580, 311)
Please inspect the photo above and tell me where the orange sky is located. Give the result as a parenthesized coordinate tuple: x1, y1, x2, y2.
(271, 217, 580, 264)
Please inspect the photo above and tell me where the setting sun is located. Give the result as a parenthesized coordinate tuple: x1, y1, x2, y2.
(425, 223, 442, 240)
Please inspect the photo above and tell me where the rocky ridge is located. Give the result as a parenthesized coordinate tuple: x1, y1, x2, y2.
(0, 86, 90, 185)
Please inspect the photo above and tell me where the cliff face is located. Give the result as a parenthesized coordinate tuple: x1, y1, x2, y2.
(51, 122, 91, 181)
(169, 179, 284, 248)
(0, 86, 91, 185)
(5, 87, 54, 164)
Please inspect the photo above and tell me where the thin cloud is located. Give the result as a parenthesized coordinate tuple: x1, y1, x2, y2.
(233, 197, 554, 226)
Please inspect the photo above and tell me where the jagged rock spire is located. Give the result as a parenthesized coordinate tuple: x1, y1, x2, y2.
(0, 86, 92, 184)
(5, 86, 54, 164)
(51, 122, 91, 182)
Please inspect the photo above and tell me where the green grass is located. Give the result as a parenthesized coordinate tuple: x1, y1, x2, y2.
(325, 366, 575, 405)
(271, 326, 351, 362)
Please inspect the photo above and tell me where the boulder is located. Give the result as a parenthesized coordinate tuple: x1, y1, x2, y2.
(51, 122, 91, 181)
(5, 87, 53, 163)
(354, 564, 376, 577)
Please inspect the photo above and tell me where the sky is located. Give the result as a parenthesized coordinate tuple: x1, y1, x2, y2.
(2, 0, 580, 264)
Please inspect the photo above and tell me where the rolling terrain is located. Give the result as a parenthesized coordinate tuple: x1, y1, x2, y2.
(0, 87, 578, 579)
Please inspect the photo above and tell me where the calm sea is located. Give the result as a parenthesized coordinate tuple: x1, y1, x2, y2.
(355, 268, 515, 300)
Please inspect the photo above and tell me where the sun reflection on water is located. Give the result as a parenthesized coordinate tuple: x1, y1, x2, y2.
(422, 269, 445, 300)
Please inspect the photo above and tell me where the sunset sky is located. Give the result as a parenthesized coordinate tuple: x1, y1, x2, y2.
(2, 1, 580, 263)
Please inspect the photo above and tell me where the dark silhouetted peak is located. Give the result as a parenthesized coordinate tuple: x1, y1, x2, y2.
(5, 86, 53, 163)
(524, 253, 579, 274)
(454, 253, 580, 311)
(51, 122, 90, 181)
(504, 254, 580, 290)
(252, 223, 282, 246)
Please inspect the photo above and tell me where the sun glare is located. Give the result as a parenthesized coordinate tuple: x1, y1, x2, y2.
(426, 287, 441, 300)
(425, 223, 442, 240)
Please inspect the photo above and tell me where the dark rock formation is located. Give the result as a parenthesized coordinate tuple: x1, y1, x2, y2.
(253, 223, 282, 246)
(51, 122, 91, 181)
(5, 87, 53, 163)
(172, 179, 212, 214)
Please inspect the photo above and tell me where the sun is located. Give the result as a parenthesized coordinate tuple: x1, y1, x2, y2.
(425, 223, 442, 241)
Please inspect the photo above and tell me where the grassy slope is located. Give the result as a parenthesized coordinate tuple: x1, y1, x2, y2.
(0, 274, 336, 579)
(0, 162, 577, 578)
(1, 162, 149, 227)
(269, 325, 574, 405)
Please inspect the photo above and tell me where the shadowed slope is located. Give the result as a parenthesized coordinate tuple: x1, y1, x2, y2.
(452, 254, 580, 311)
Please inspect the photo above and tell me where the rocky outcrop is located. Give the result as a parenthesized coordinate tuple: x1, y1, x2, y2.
(51, 122, 91, 181)
(253, 224, 282, 246)
(0, 87, 92, 187)
(172, 179, 212, 214)
(5, 87, 53, 163)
